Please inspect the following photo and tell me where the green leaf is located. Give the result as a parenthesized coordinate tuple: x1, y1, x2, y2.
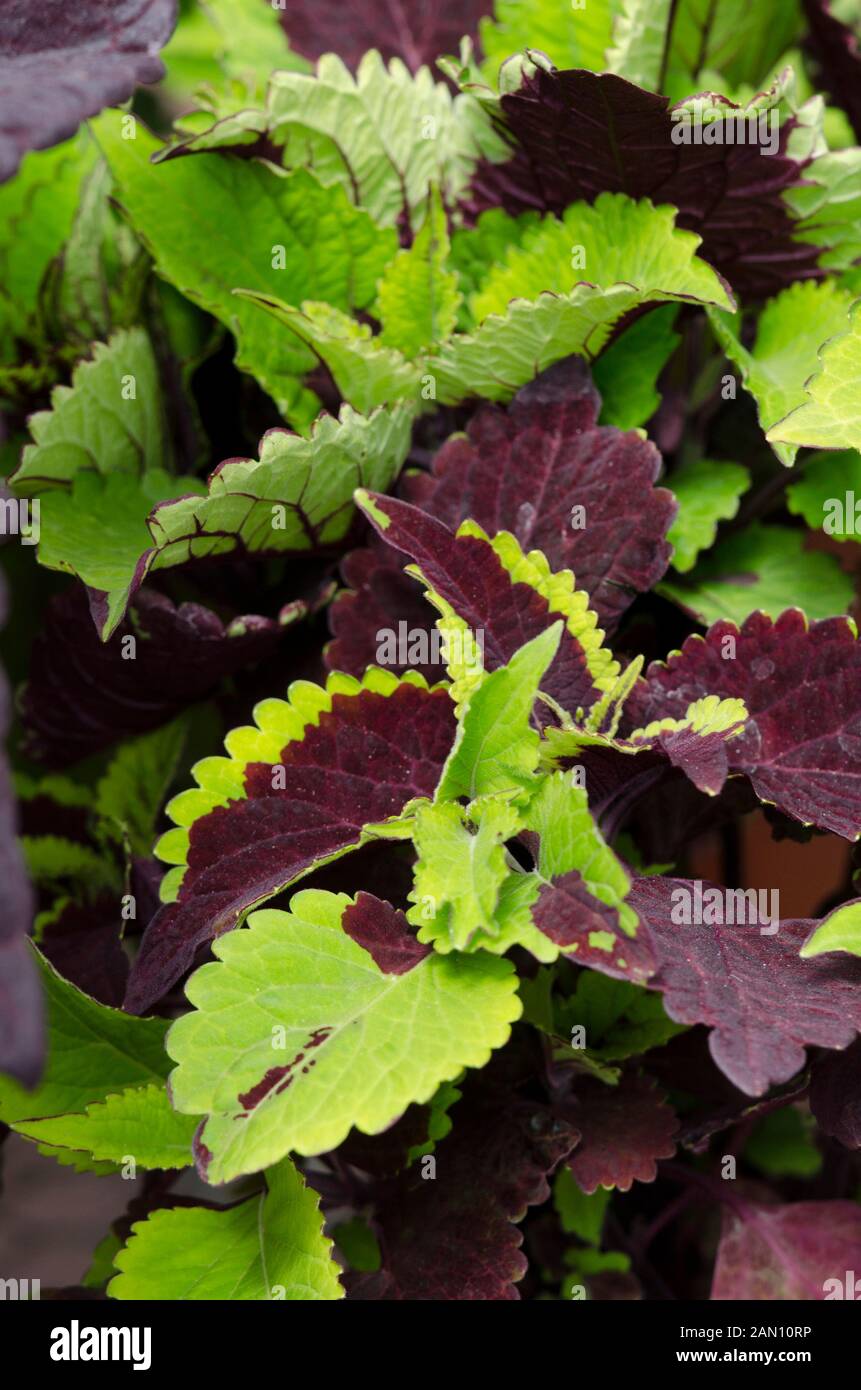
(94, 113, 396, 428)
(708, 281, 856, 466)
(592, 304, 681, 429)
(787, 148, 861, 273)
(10, 328, 173, 495)
(480, 0, 620, 77)
(744, 1106, 822, 1178)
(36, 469, 206, 640)
(0, 950, 171, 1125)
(96, 719, 189, 857)
(768, 300, 861, 453)
(558, 971, 686, 1060)
(408, 798, 524, 952)
(659, 523, 854, 626)
(606, 0, 673, 89)
(658, 0, 803, 101)
(267, 50, 508, 232)
(20, 836, 119, 896)
(787, 450, 861, 539)
(554, 1166, 612, 1243)
(375, 186, 461, 356)
(667, 459, 750, 572)
(110, 1158, 343, 1300)
(166, 889, 521, 1182)
(13, 1082, 197, 1170)
(800, 900, 861, 958)
(437, 623, 563, 799)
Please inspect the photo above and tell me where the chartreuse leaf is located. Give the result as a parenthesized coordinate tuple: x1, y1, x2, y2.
(147, 402, 414, 564)
(375, 186, 461, 357)
(801, 900, 861, 958)
(110, 1158, 343, 1300)
(643, 0, 803, 101)
(437, 624, 563, 799)
(708, 282, 856, 465)
(606, 0, 672, 89)
(13, 1083, 196, 1170)
(408, 798, 522, 952)
(166, 890, 521, 1183)
(659, 523, 854, 626)
(787, 450, 861, 538)
(667, 459, 750, 572)
(20, 836, 119, 896)
(787, 148, 861, 274)
(10, 328, 172, 495)
(94, 113, 396, 428)
(768, 301, 861, 453)
(480, 0, 620, 78)
(266, 50, 508, 231)
(0, 950, 171, 1125)
(554, 1167, 612, 1243)
(592, 304, 681, 429)
(36, 470, 206, 641)
(449, 207, 541, 309)
(96, 718, 188, 856)
(557, 972, 687, 1061)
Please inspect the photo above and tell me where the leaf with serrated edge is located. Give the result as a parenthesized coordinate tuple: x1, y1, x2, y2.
(13, 1082, 196, 1169)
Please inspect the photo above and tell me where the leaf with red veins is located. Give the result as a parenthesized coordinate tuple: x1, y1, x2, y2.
(467, 68, 820, 299)
(810, 1039, 861, 1149)
(281, 0, 492, 73)
(555, 1071, 678, 1194)
(628, 875, 861, 1097)
(124, 682, 455, 1013)
(0, 0, 177, 182)
(627, 610, 861, 840)
(712, 1200, 861, 1300)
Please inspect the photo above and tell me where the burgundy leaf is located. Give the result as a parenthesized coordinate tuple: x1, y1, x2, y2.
(357, 491, 608, 714)
(627, 610, 861, 840)
(39, 896, 128, 1008)
(629, 875, 861, 1096)
(467, 68, 820, 299)
(712, 1200, 861, 1300)
(531, 871, 655, 983)
(327, 359, 676, 679)
(281, 0, 491, 73)
(342, 892, 430, 974)
(20, 586, 284, 767)
(336, 1101, 439, 1178)
(810, 1040, 861, 1149)
(350, 1055, 577, 1299)
(804, 0, 861, 141)
(556, 1071, 678, 1193)
(0, 0, 177, 182)
(124, 681, 455, 1012)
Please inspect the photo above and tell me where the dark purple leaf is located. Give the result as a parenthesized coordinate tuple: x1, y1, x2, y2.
(281, 0, 492, 73)
(467, 68, 820, 299)
(39, 896, 128, 1008)
(356, 491, 609, 715)
(804, 0, 861, 141)
(711, 1200, 861, 1299)
(20, 586, 284, 767)
(531, 871, 655, 983)
(555, 1071, 678, 1193)
(124, 681, 455, 1012)
(629, 875, 861, 1096)
(342, 892, 430, 974)
(0, 0, 177, 182)
(810, 1040, 861, 1149)
(627, 610, 861, 839)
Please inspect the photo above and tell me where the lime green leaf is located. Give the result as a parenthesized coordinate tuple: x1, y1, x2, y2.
(267, 50, 508, 232)
(449, 207, 541, 310)
(667, 459, 750, 572)
(800, 900, 861, 958)
(708, 281, 856, 465)
(606, 0, 673, 89)
(376, 186, 461, 356)
(20, 836, 119, 896)
(659, 523, 854, 626)
(768, 301, 861, 453)
(592, 304, 681, 429)
(787, 450, 861, 538)
(166, 889, 521, 1182)
(13, 1082, 196, 1170)
(10, 328, 172, 495)
(481, 0, 620, 78)
(787, 148, 861, 273)
(0, 950, 171, 1125)
(94, 113, 396, 427)
(558, 972, 687, 1061)
(659, 0, 803, 102)
(408, 798, 521, 952)
(96, 719, 188, 857)
(554, 1166, 612, 1243)
(36, 469, 206, 640)
(437, 624, 562, 799)
(744, 1106, 822, 1178)
(110, 1158, 343, 1300)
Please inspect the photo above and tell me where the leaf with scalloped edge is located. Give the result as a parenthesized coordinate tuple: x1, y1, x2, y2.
(110, 1157, 343, 1299)
(787, 449, 861, 538)
(626, 609, 861, 839)
(768, 300, 861, 452)
(124, 671, 456, 1013)
(12, 1081, 196, 1170)
(376, 185, 461, 356)
(166, 890, 521, 1183)
(708, 283, 856, 466)
(667, 460, 750, 572)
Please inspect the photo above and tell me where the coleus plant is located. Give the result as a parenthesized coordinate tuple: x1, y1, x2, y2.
(1, 0, 861, 1304)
